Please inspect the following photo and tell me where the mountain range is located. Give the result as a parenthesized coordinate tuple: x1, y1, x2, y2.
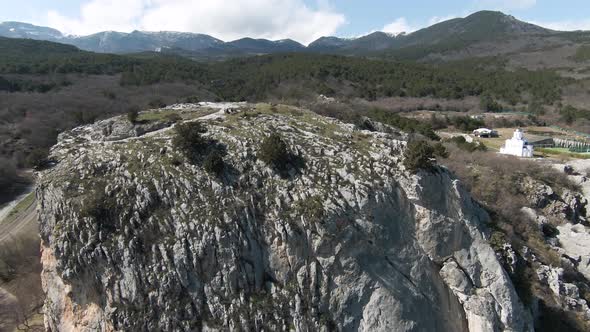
(1, 10, 590, 66)
(0, 21, 306, 56)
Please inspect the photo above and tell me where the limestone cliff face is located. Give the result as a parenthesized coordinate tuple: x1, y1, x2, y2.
(37, 103, 533, 331)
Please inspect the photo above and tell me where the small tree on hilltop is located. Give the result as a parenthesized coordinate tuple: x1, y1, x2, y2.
(173, 121, 207, 163)
(127, 107, 139, 124)
(403, 140, 436, 174)
(259, 132, 289, 170)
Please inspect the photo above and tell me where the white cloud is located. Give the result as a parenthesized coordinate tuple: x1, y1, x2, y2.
(44, 0, 346, 45)
(382, 18, 416, 35)
(531, 19, 590, 32)
(47, 0, 145, 35)
(474, 0, 537, 11)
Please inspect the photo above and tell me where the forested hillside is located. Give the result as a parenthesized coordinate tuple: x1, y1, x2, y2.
(204, 54, 565, 103)
(0, 37, 565, 102)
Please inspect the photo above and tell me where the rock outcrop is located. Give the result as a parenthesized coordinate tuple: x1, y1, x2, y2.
(37, 103, 533, 331)
(557, 223, 590, 281)
(492, 160, 590, 330)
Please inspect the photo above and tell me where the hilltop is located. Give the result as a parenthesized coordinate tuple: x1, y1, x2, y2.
(38, 103, 532, 331)
(34, 103, 590, 331)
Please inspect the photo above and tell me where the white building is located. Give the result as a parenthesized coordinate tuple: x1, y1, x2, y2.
(500, 129, 534, 157)
(472, 128, 498, 138)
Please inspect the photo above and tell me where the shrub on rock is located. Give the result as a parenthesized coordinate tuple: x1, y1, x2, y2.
(259, 132, 289, 170)
(403, 140, 436, 174)
(127, 107, 139, 124)
(173, 121, 207, 163)
(432, 142, 449, 159)
(80, 189, 118, 234)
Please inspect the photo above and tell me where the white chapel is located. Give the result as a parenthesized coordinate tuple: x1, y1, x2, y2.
(500, 129, 534, 158)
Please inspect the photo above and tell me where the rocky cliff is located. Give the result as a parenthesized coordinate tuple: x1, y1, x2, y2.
(37, 103, 533, 331)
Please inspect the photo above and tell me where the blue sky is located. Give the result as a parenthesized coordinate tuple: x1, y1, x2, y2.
(1, 0, 589, 44)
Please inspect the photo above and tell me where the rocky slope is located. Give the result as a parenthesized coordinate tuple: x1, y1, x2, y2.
(510, 162, 590, 328)
(37, 103, 533, 331)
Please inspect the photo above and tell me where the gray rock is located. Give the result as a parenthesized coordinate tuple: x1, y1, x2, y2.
(557, 223, 590, 280)
(537, 264, 590, 319)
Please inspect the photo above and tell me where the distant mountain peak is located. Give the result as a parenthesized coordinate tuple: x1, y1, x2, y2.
(461, 10, 550, 34)
(0, 21, 64, 40)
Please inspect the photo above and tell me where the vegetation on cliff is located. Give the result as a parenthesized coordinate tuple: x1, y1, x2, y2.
(258, 132, 290, 170)
(173, 121, 208, 163)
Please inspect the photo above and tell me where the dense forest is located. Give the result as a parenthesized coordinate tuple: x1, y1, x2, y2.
(205, 54, 565, 103)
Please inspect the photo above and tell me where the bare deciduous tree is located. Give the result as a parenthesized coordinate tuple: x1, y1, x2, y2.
(0, 233, 44, 331)
(0, 288, 18, 331)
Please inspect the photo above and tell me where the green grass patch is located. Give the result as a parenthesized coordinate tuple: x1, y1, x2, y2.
(536, 147, 590, 159)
